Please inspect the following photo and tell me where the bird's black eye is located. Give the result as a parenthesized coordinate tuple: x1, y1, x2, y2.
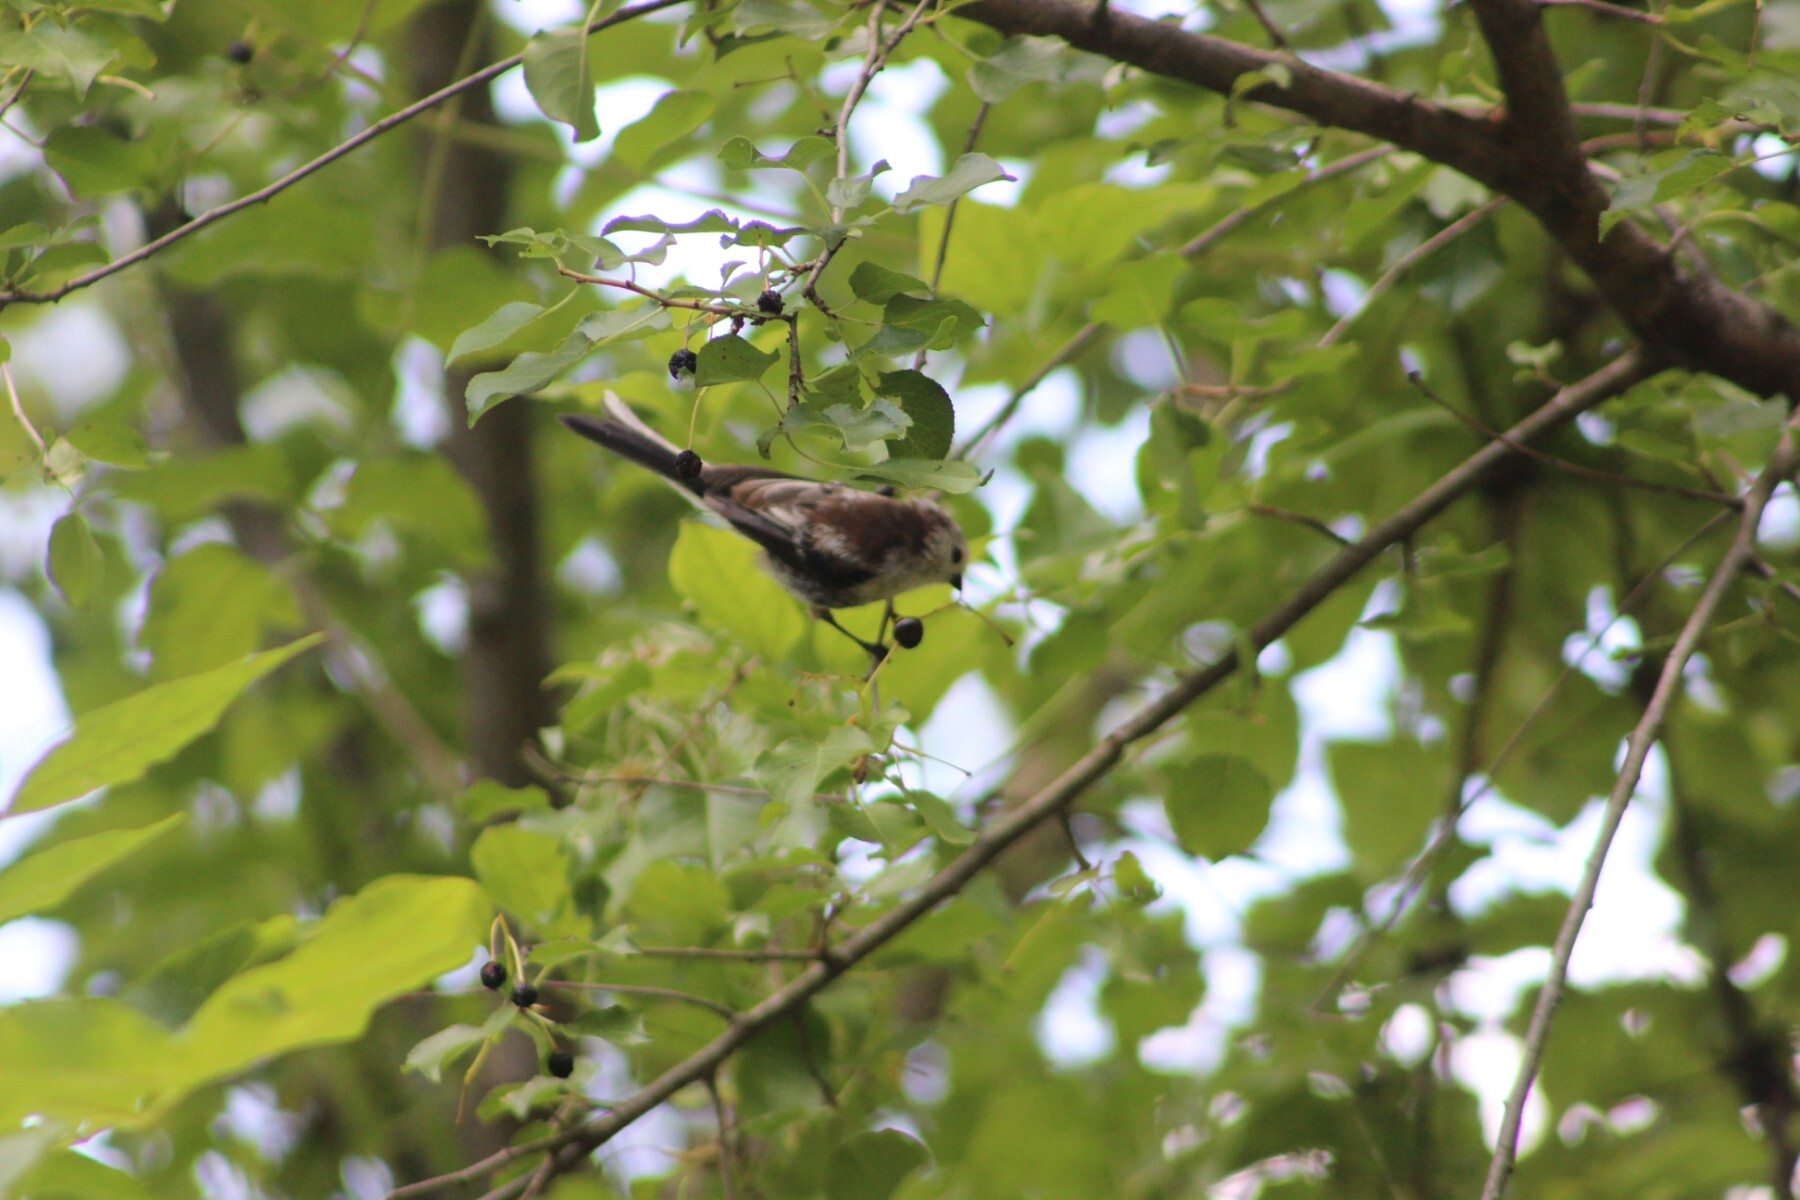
(951, 547, 964, 565)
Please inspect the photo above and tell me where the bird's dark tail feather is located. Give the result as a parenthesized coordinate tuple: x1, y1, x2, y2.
(558, 413, 701, 493)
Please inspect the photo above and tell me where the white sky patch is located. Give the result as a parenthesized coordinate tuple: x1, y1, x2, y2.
(0, 917, 77, 1001)
(1066, 406, 1151, 524)
(8, 303, 131, 419)
(1038, 947, 1116, 1068)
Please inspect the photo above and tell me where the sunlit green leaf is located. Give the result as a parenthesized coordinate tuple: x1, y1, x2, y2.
(9, 636, 323, 816)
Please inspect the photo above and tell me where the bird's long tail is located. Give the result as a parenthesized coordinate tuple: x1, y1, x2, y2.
(559, 393, 701, 495)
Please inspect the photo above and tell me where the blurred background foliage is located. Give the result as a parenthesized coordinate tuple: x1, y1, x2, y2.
(1, 0, 1799, 1196)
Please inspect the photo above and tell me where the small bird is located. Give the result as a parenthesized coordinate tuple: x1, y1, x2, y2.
(559, 396, 968, 658)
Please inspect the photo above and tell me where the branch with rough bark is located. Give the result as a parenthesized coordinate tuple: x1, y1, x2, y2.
(955, 0, 1800, 402)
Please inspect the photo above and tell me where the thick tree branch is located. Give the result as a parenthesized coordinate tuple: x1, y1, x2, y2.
(389, 349, 1661, 1200)
(955, 0, 1800, 401)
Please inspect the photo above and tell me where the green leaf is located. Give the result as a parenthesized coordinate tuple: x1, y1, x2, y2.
(0, 815, 185, 925)
(717, 134, 835, 172)
(327, 455, 491, 566)
(46, 510, 103, 607)
(768, 399, 910, 453)
(1157, 753, 1274, 860)
(1330, 738, 1451, 876)
(668, 523, 806, 660)
(855, 458, 985, 493)
(139, 544, 301, 680)
(1601, 149, 1736, 236)
(874, 370, 954, 461)
(123, 916, 301, 1028)
(827, 160, 890, 210)
(522, 28, 599, 142)
(109, 443, 293, 522)
(577, 305, 673, 347)
(603, 209, 742, 238)
(457, 781, 554, 823)
(43, 126, 157, 196)
(907, 791, 975, 845)
(732, 0, 838, 40)
(613, 89, 715, 171)
(8, 636, 323, 816)
(0, 998, 176, 1126)
(694, 334, 780, 386)
(756, 727, 874, 810)
(891, 154, 1013, 212)
(968, 35, 1073, 103)
(0, 1123, 66, 1199)
(1089, 253, 1185, 329)
(403, 1019, 499, 1084)
(470, 825, 579, 933)
(563, 1004, 650, 1044)
(448, 300, 547, 364)
(65, 420, 151, 468)
(175, 876, 491, 1091)
(466, 330, 590, 422)
(849, 261, 930, 305)
(16, 1148, 160, 1200)
(826, 1129, 930, 1200)
(0, 26, 118, 99)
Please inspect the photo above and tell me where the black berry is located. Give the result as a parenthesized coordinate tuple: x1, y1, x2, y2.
(510, 983, 539, 1009)
(547, 1049, 575, 1078)
(893, 618, 924, 650)
(756, 289, 783, 315)
(674, 449, 704, 480)
(668, 348, 698, 379)
(226, 40, 254, 64)
(479, 961, 507, 990)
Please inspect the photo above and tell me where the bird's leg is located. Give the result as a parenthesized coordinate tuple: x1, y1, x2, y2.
(815, 608, 887, 663)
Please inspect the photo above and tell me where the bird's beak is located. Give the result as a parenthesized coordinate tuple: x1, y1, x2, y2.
(950, 573, 963, 591)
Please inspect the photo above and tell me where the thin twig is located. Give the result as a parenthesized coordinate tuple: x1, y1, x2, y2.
(558, 269, 794, 323)
(1406, 369, 1740, 506)
(2, 364, 47, 459)
(635, 944, 824, 962)
(385, 349, 1661, 1200)
(1478, 410, 1800, 1200)
(1247, 503, 1354, 545)
(706, 1073, 737, 1200)
(0, 0, 691, 305)
(546, 981, 737, 1020)
(1310, 505, 1736, 1012)
(1319, 197, 1507, 347)
(1239, 0, 1293, 48)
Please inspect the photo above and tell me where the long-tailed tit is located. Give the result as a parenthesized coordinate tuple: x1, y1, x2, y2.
(559, 395, 968, 657)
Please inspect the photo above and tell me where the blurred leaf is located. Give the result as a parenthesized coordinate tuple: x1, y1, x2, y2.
(523, 28, 600, 141)
(613, 89, 715, 170)
(139, 544, 301, 680)
(1158, 753, 1275, 860)
(826, 1129, 930, 1200)
(9, 636, 322, 816)
(0, 814, 184, 925)
(668, 523, 806, 659)
(46, 511, 102, 607)
(756, 727, 872, 809)
(891, 154, 1014, 212)
(175, 876, 491, 1094)
(471, 825, 581, 935)
(695, 334, 781, 386)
